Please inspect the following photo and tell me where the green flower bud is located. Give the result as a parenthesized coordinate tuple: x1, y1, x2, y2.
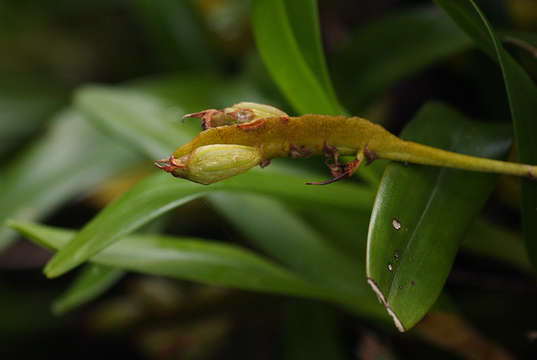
(155, 145, 262, 185)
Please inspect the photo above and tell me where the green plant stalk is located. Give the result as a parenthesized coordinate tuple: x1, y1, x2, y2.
(156, 103, 535, 184)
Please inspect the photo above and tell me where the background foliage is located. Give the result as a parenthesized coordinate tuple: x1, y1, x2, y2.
(1, 0, 537, 358)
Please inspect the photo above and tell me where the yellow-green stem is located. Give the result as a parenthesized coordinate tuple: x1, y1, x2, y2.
(378, 140, 536, 178)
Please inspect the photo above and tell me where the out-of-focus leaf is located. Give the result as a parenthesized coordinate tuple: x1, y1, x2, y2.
(0, 77, 65, 157)
(9, 221, 332, 301)
(209, 192, 386, 319)
(43, 167, 374, 279)
(251, 0, 343, 115)
(299, 206, 370, 259)
(76, 74, 272, 160)
(333, 7, 472, 113)
(366, 102, 511, 331)
(283, 0, 340, 107)
(0, 109, 136, 251)
(130, 0, 218, 70)
(435, 0, 537, 272)
(76, 86, 199, 160)
(283, 300, 346, 360)
(52, 214, 170, 315)
(52, 264, 125, 315)
(502, 29, 537, 52)
(462, 218, 532, 274)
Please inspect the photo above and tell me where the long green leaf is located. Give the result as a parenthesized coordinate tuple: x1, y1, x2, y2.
(333, 7, 472, 113)
(52, 265, 125, 315)
(8, 221, 332, 301)
(0, 109, 136, 251)
(43, 168, 374, 278)
(209, 193, 383, 316)
(283, 0, 340, 107)
(251, 0, 343, 115)
(52, 214, 172, 315)
(435, 0, 537, 272)
(366, 102, 511, 331)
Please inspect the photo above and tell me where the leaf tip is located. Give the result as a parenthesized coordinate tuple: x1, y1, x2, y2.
(4, 219, 19, 229)
(386, 306, 405, 332)
(44, 258, 70, 278)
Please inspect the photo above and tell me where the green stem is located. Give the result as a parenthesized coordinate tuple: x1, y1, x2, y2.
(377, 139, 536, 178)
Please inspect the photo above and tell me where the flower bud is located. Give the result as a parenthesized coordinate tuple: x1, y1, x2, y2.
(183, 102, 288, 130)
(229, 102, 288, 120)
(156, 145, 263, 185)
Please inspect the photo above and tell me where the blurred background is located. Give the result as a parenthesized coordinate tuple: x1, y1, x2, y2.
(1, 0, 537, 359)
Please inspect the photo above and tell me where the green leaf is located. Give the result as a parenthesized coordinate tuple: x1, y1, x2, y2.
(76, 85, 199, 159)
(52, 265, 125, 315)
(43, 167, 374, 279)
(129, 0, 218, 70)
(462, 218, 532, 274)
(0, 109, 136, 251)
(209, 193, 380, 305)
(366, 102, 512, 331)
(283, 0, 340, 107)
(75, 74, 273, 159)
(333, 7, 472, 112)
(251, 0, 343, 115)
(0, 77, 65, 158)
(435, 0, 537, 272)
(8, 221, 331, 301)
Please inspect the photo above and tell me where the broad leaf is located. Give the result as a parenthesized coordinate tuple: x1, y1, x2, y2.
(435, 0, 537, 272)
(0, 110, 136, 251)
(251, 0, 343, 115)
(366, 102, 511, 331)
